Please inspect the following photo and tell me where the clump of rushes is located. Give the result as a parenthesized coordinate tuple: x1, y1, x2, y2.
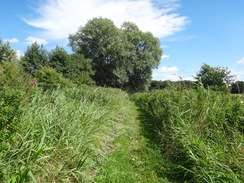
(131, 87, 244, 182)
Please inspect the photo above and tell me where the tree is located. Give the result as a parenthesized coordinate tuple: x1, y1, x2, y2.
(0, 39, 17, 63)
(195, 63, 234, 92)
(231, 81, 244, 94)
(121, 22, 163, 92)
(69, 17, 163, 92)
(68, 53, 94, 85)
(21, 42, 48, 75)
(48, 46, 71, 76)
(69, 17, 124, 87)
(48, 46, 94, 85)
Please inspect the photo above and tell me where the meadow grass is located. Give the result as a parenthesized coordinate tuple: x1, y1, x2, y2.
(131, 87, 244, 182)
(0, 86, 130, 182)
(1, 84, 243, 182)
(95, 104, 170, 183)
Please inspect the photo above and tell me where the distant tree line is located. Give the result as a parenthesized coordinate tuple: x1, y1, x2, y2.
(1, 17, 163, 92)
(1, 18, 243, 93)
(149, 64, 243, 94)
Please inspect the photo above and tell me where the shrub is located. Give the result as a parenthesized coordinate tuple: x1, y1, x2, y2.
(0, 84, 24, 142)
(35, 67, 73, 90)
(73, 72, 95, 85)
(0, 61, 34, 95)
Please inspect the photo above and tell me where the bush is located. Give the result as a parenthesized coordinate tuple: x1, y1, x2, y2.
(73, 72, 95, 86)
(0, 61, 33, 142)
(0, 84, 24, 142)
(0, 61, 34, 95)
(35, 67, 73, 90)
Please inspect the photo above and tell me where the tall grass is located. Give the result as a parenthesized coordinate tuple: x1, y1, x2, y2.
(0, 86, 130, 182)
(131, 87, 244, 182)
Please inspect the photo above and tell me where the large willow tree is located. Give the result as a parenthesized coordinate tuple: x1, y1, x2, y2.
(69, 17, 163, 92)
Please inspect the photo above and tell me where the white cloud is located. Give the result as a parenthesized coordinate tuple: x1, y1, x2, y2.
(23, 0, 189, 40)
(237, 57, 244, 65)
(3, 38, 19, 43)
(152, 72, 179, 81)
(152, 72, 195, 81)
(153, 65, 196, 81)
(159, 66, 179, 72)
(161, 55, 170, 59)
(25, 36, 48, 45)
(230, 69, 244, 81)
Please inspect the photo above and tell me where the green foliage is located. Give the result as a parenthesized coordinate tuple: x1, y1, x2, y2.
(48, 46, 94, 85)
(0, 61, 34, 94)
(68, 53, 94, 85)
(195, 63, 234, 92)
(21, 42, 48, 75)
(149, 80, 168, 91)
(35, 67, 72, 90)
(74, 72, 95, 85)
(69, 17, 162, 92)
(69, 17, 124, 88)
(0, 39, 17, 63)
(121, 22, 163, 92)
(149, 80, 196, 91)
(131, 88, 244, 182)
(0, 84, 23, 142)
(0, 86, 130, 182)
(231, 81, 244, 94)
(48, 45, 71, 75)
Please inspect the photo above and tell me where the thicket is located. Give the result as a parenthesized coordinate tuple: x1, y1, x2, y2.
(131, 87, 244, 182)
(0, 61, 35, 143)
(231, 81, 244, 94)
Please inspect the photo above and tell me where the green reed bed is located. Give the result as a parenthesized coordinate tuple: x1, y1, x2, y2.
(0, 86, 130, 182)
(131, 87, 244, 182)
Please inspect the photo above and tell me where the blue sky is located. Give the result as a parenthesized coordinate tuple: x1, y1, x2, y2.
(1, 0, 244, 81)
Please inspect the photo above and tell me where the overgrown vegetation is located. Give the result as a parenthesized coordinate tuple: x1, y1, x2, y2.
(131, 87, 244, 182)
(0, 86, 132, 182)
(1, 17, 244, 182)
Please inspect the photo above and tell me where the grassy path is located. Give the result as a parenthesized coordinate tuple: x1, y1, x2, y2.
(0, 87, 169, 182)
(94, 102, 169, 183)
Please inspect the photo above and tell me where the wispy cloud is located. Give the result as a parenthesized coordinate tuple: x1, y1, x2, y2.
(230, 69, 244, 81)
(25, 36, 48, 45)
(152, 72, 195, 81)
(161, 55, 170, 59)
(3, 38, 19, 43)
(23, 0, 189, 40)
(237, 57, 244, 65)
(159, 66, 179, 72)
